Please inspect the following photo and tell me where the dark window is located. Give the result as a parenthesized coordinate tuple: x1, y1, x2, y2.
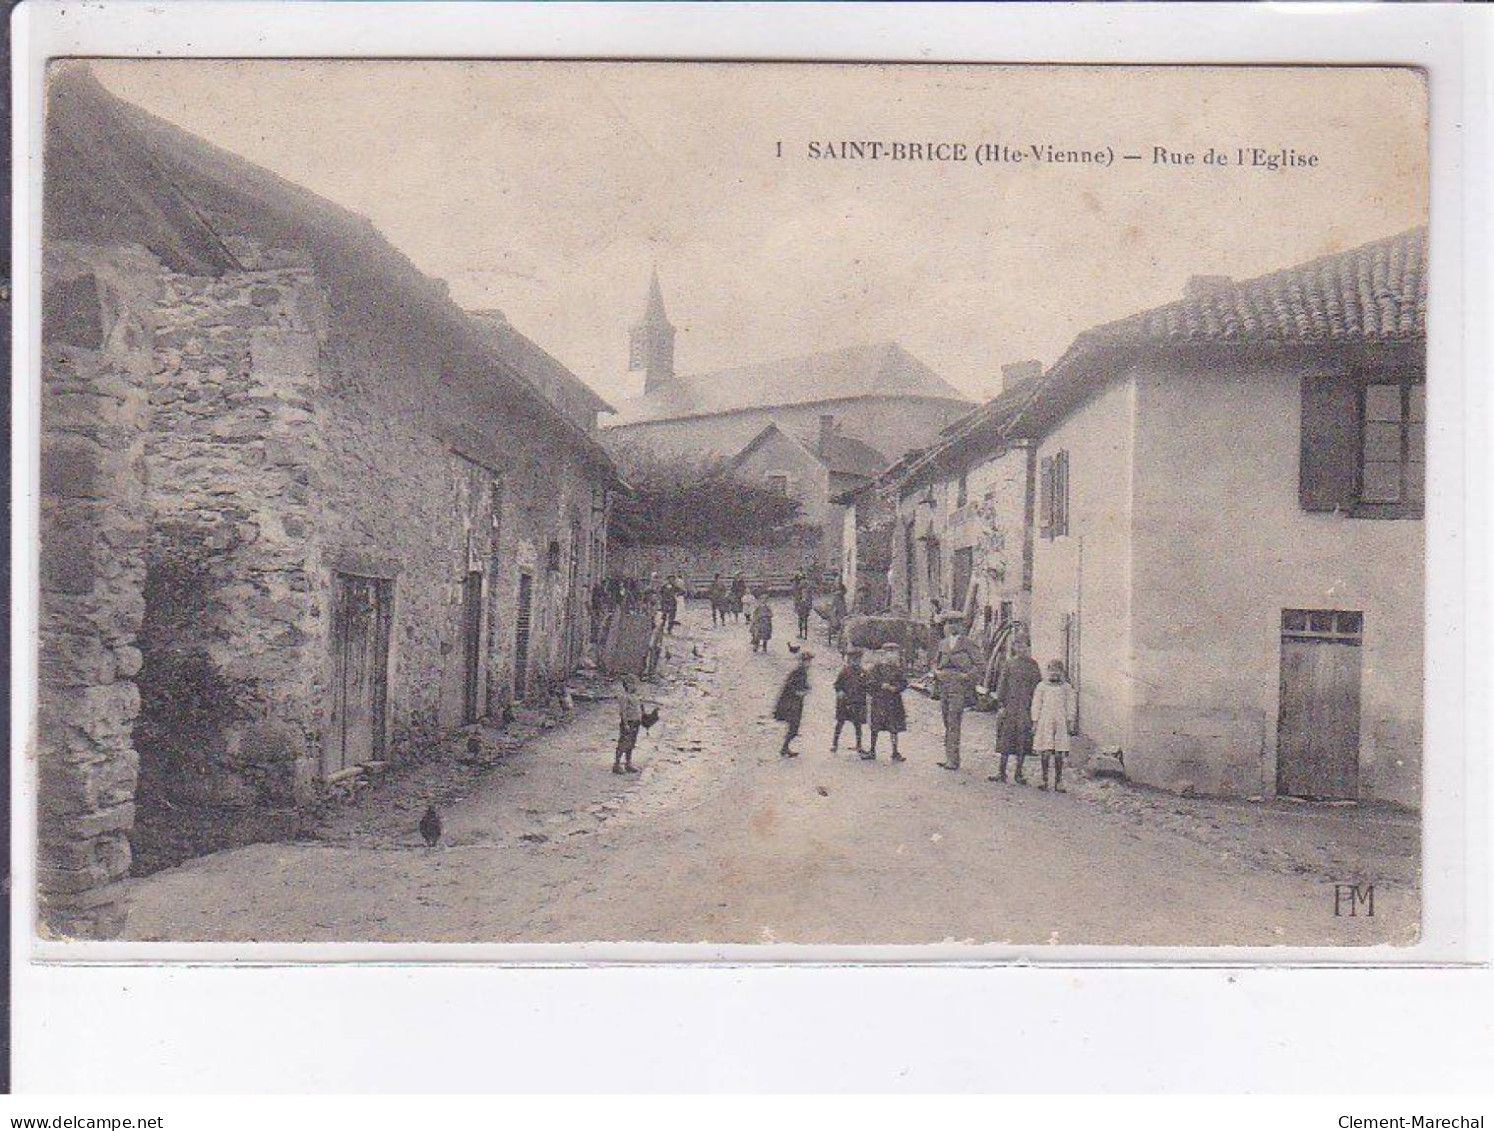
(547, 539, 562, 573)
(925, 535, 942, 600)
(1281, 608, 1364, 644)
(767, 474, 789, 496)
(952, 546, 974, 612)
(956, 471, 969, 509)
(1039, 450, 1070, 539)
(1301, 369, 1424, 518)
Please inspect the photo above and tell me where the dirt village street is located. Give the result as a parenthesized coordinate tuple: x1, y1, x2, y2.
(123, 601, 1419, 947)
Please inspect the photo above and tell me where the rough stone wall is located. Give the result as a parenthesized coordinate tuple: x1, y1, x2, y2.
(314, 295, 602, 742)
(142, 245, 325, 805)
(37, 243, 157, 937)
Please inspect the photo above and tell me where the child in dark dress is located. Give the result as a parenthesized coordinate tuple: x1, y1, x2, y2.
(833, 649, 870, 755)
(773, 651, 813, 758)
(867, 643, 908, 762)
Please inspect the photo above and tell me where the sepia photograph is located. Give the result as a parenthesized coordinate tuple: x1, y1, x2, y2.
(34, 58, 1429, 949)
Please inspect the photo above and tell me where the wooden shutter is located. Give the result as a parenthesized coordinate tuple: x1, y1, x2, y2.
(1054, 450, 1070, 536)
(1039, 455, 1054, 538)
(1300, 372, 1359, 512)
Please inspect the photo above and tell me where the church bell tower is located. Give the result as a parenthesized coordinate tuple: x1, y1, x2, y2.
(628, 267, 676, 394)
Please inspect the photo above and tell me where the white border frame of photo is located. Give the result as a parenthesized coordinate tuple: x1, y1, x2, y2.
(9, 0, 1491, 1095)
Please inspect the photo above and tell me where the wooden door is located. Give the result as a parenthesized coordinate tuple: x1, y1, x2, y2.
(461, 571, 483, 724)
(513, 572, 534, 701)
(328, 573, 391, 775)
(1278, 610, 1363, 799)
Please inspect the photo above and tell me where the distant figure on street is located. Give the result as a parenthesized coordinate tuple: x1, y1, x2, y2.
(750, 596, 774, 653)
(1031, 659, 1078, 792)
(660, 576, 680, 635)
(793, 574, 814, 639)
(730, 573, 747, 622)
(709, 573, 728, 627)
(833, 648, 870, 755)
(773, 651, 813, 758)
(867, 643, 907, 762)
(827, 583, 848, 652)
(614, 673, 643, 774)
(932, 612, 982, 771)
(419, 800, 442, 847)
(990, 635, 1044, 785)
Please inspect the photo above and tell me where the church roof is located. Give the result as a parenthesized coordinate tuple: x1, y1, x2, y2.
(641, 267, 670, 326)
(608, 341, 971, 427)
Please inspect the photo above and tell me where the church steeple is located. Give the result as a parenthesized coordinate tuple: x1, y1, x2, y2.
(629, 267, 676, 394)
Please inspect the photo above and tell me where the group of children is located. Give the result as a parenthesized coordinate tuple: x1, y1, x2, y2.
(609, 595, 1076, 790)
(775, 643, 1078, 789)
(773, 644, 908, 761)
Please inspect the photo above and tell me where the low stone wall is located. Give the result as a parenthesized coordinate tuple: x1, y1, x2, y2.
(38, 243, 157, 937)
(612, 530, 826, 593)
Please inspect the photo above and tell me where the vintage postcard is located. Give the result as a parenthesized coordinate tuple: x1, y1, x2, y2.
(34, 58, 1429, 949)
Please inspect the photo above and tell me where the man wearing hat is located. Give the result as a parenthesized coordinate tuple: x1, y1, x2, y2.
(932, 611, 982, 770)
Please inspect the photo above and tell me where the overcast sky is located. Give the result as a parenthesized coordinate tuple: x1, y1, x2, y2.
(94, 61, 1426, 406)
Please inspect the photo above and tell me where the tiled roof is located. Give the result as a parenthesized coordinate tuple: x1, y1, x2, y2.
(1091, 227, 1427, 345)
(872, 376, 1039, 493)
(729, 423, 887, 481)
(819, 432, 888, 479)
(609, 341, 970, 427)
(858, 228, 1427, 501)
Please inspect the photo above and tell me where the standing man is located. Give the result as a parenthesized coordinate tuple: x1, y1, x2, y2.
(988, 633, 1043, 784)
(827, 582, 848, 652)
(932, 611, 982, 771)
(708, 573, 728, 627)
(659, 575, 680, 635)
(730, 573, 747, 623)
(793, 573, 814, 640)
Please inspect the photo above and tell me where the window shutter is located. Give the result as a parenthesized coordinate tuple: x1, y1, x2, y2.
(1300, 372, 1359, 512)
(1055, 450, 1070, 535)
(1039, 456, 1054, 538)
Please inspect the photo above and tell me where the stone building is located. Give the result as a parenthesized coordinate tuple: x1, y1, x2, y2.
(37, 67, 620, 936)
(842, 229, 1425, 807)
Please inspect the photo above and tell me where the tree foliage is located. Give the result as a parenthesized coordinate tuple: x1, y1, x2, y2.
(608, 443, 806, 547)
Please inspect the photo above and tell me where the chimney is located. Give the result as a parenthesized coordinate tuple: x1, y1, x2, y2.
(818, 414, 836, 457)
(1184, 274, 1233, 300)
(1001, 359, 1042, 392)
